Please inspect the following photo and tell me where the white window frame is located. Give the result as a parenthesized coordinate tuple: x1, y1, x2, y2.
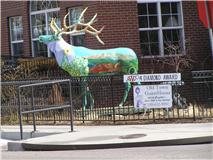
(68, 7, 85, 45)
(30, 3, 60, 57)
(9, 16, 24, 57)
(138, 0, 185, 58)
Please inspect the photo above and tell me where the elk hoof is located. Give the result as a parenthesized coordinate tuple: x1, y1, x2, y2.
(119, 103, 123, 107)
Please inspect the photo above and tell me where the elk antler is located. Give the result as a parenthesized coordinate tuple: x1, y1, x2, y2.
(50, 7, 105, 45)
(50, 18, 62, 35)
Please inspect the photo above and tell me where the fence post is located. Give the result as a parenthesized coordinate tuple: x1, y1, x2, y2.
(166, 108, 170, 121)
(69, 80, 74, 132)
(52, 84, 56, 124)
(152, 109, 155, 122)
(31, 86, 36, 132)
(193, 102, 196, 121)
(111, 76, 116, 124)
(53, 111, 56, 124)
(18, 88, 23, 140)
(80, 77, 85, 123)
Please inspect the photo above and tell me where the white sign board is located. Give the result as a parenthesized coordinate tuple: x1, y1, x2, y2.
(133, 85, 172, 109)
(124, 73, 181, 83)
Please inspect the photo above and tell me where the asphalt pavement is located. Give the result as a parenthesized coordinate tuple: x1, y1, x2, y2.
(2, 144, 213, 160)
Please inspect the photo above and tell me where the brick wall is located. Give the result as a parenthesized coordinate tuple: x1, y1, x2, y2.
(182, 1, 212, 70)
(59, 1, 141, 53)
(1, 1, 31, 57)
(1, 1, 212, 71)
(140, 1, 212, 72)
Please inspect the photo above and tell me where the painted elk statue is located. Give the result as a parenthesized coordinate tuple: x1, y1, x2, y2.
(39, 7, 138, 112)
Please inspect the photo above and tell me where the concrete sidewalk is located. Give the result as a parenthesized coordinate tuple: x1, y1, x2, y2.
(1, 123, 213, 151)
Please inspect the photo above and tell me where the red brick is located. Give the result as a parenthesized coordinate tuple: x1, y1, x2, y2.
(1, 1, 212, 71)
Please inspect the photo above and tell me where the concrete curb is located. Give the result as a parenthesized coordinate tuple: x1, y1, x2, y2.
(21, 136, 213, 151)
(8, 141, 25, 151)
(4, 123, 213, 151)
(1, 131, 62, 140)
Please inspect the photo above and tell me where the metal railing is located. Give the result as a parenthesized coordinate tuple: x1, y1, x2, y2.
(18, 79, 74, 139)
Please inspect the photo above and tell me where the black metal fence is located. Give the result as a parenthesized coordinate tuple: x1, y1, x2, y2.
(1, 71, 213, 124)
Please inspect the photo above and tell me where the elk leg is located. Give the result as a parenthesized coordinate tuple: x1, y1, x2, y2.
(86, 87, 94, 110)
(119, 82, 131, 107)
(89, 92, 94, 110)
(81, 80, 88, 116)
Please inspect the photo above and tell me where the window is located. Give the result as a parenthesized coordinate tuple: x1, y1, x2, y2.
(9, 16, 24, 57)
(31, 1, 59, 12)
(30, 0, 60, 57)
(69, 7, 85, 46)
(138, 1, 185, 57)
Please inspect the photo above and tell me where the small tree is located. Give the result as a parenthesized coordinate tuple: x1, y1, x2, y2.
(155, 41, 195, 109)
(156, 40, 195, 73)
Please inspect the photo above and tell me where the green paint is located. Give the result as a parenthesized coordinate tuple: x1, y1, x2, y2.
(61, 56, 89, 77)
(39, 35, 61, 43)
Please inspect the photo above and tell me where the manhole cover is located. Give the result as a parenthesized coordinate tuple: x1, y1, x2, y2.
(119, 134, 146, 139)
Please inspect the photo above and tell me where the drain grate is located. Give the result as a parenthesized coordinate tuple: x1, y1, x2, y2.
(119, 134, 146, 139)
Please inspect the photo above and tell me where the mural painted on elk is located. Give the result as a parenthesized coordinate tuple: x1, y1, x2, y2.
(39, 7, 139, 112)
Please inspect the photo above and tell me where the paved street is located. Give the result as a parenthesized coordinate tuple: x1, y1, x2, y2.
(2, 143, 213, 160)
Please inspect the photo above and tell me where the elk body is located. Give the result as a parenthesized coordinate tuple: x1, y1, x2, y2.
(39, 8, 138, 111)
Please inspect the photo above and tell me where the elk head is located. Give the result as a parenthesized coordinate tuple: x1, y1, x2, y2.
(39, 7, 105, 45)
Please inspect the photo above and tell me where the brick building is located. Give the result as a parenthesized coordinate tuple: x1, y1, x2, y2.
(1, 0, 212, 73)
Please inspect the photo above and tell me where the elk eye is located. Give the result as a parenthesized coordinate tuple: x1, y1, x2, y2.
(64, 49, 70, 54)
